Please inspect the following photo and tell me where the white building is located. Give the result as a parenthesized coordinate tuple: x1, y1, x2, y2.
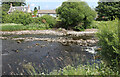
(37, 10, 56, 17)
(8, 3, 31, 14)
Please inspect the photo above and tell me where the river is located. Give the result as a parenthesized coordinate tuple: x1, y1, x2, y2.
(2, 34, 98, 75)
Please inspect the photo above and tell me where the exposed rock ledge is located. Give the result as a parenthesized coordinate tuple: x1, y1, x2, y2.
(0, 36, 98, 46)
(0, 29, 98, 46)
(1, 29, 98, 38)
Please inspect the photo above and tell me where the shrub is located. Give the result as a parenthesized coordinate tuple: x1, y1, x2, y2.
(33, 17, 42, 24)
(56, 0, 96, 29)
(3, 11, 33, 25)
(40, 15, 57, 28)
(96, 19, 120, 72)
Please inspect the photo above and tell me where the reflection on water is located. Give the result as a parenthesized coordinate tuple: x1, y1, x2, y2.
(2, 35, 97, 75)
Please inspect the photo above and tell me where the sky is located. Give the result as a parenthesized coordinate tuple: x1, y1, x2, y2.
(26, 0, 99, 11)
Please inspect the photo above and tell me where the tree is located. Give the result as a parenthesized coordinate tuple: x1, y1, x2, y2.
(96, 0, 120, 21)
(33, 7, 38, 16)
(41, 15, 57, 28)
(34, 7, 37, 11)
(56, 0, 96, 29)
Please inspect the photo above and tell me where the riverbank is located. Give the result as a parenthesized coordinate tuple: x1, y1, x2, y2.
(1, 29, 98, 46)
(1, 29, 98, 37)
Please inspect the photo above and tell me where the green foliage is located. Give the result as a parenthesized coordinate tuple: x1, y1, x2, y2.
(34, 7, 37, 11)
(50, 62, 119, 75)
(3, 11, 33, 25)
(33, 17, 42, 24)
(56, 0, 96, 29)
(1, 23, 51, 31)
(90, 21, 114, 29)
(1, 24, 25, 31)
(33, 7, 38, 16)
(25, 23, 50, 30)
(23, 61, 119, 75)
(73, 25, 85, 31)
(33, 10, 38, 16)
(96, 19, 120, 72)
(41, 15, 57, 28)
(96, 1, 120, 21)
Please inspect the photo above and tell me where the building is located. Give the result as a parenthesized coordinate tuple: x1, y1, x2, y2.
(8, 3, 31, 14)
(37, 10, 56, 17)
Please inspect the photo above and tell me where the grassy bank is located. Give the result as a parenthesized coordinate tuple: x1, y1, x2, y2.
(1, 23, 51, 31)
(90, 21, 115, 29)
(23, 61, 119, 75)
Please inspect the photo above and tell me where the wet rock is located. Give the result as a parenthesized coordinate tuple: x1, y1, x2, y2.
(41, 45, 46, 48)
(17, 40, 22, 44)
(35, 43, 40, 46)
(12, 49, 19, 53)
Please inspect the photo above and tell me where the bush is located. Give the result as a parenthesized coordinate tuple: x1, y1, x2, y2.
(3, 11, 33, 25)
(40, 15, 57, 28)
(96, 19, 120, 72)
(56, 0, 96, 29)
(33, 17, 42, 24)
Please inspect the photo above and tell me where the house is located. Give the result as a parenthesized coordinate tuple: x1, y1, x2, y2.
(8, 3, 31, 14)
(37, 10, 56, 17)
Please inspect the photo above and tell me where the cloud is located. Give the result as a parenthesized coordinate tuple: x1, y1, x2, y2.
(45, 5, 49, 8)
(81, 0, 99, 2)
(31, 3, 35, 7)
(56, 4, 62, 8)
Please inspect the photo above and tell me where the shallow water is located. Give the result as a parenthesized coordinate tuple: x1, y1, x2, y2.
(2, 34, 97, 75)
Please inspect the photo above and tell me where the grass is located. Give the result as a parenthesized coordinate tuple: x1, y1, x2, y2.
(1, 23, 51, 31)
(1, 24, 25, 31)
(23, 61, 119, 75)
(89, 20, 115, 29)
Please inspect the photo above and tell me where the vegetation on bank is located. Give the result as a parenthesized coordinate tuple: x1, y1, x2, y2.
(50, 62, 119, 75)
(1, 10, 57, 31)
(96, 19, 120, 72)
(24, 61, 119, 75)
(3, 11, 56, 26)
(1, 23, 51, 31)
(56, 0, 96, 30)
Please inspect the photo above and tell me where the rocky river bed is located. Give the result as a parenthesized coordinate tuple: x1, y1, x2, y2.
(1, 29, 100, 75)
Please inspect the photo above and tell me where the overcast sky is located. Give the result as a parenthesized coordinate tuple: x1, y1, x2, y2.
(26, 0, 99, 11)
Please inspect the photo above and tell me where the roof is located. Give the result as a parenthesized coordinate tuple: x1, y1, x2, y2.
(8, 6, 29, 13)
(37, 10, 56, 14)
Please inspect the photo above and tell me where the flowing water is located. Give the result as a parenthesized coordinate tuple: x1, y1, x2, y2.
(2, 34, 98, 75)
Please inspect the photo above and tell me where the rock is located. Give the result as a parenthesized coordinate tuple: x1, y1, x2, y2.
(41, 45, 45, 48)
(12, 49, 19, 53)
(17, 40, 22, 43)
(35, 43, 40, 46)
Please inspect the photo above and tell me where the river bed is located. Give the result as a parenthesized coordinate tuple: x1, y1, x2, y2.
(2, 34, 98, 75)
